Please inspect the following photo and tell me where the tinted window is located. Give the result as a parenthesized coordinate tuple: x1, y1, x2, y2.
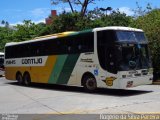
(0, 55, 4, 68)
(97, 30, 117, 74)
(5, 32, 94, 59)
(74, 32, 94, 53)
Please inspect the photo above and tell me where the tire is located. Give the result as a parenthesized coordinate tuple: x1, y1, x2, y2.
(23, 72, 31, 86)
(83, 76, 97, 92)
(16, 72, 23, 85)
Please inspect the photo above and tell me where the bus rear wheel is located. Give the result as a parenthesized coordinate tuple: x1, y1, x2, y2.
(23, 72, 31, 86)
(16, 72, 23, 85)
(83, 76, 97, 92)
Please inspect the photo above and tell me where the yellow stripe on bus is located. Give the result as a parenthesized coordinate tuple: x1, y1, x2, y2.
(5, 55, 57, 83)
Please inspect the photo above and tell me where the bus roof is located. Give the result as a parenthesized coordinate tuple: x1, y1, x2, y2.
(5, 26, 143, 47)
(5, 29, 92, 47)
(34, 31, 76, 39)
(93, 26, 143, 32)
(5, 31, 76, 47)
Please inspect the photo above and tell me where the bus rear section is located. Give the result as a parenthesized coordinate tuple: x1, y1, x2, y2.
(0, 52, 5, 76)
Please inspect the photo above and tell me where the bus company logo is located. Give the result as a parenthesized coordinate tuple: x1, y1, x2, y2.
(103, 77, 117, 86)
(5, 56, 48, 67)
(80, 58, 93, 63)
(22, 58, 42, 65)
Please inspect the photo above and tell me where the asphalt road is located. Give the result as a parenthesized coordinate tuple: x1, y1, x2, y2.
(0, 77, 160, 119)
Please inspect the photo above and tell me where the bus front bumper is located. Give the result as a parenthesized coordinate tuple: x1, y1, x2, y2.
(119, 75, 153, 89)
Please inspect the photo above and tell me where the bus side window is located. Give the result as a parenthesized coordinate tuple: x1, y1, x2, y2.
(0, 55, 4, 68)
(66, 37, 73, 53)
(76, 33, 94, 53)
(75, 35, 85, 53)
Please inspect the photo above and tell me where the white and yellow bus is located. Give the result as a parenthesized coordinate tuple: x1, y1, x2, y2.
(5, 26, 153, 91)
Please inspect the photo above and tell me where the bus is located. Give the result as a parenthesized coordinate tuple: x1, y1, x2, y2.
(0, 52, 5, 76)
(4, 26, 153, 91)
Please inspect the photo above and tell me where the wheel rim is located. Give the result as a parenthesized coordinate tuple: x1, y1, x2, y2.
(24, 74, 30, 86)
(17, 74, 23, 84)
(86, 78, 96, 90)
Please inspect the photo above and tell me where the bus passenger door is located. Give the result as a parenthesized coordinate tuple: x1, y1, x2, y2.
(105, 47, 117, 74)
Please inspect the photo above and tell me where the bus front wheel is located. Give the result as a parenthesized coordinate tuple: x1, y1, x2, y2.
(23, 72, 31, 86)
(16, 72, 23, 85)
(83, 75, 97, 92)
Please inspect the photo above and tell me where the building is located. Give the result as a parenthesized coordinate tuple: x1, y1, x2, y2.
(45, 10, 57, 25)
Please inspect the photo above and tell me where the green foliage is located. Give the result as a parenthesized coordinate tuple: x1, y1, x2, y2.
(133, 2, 152, 17)
(131, 9, 160, 74)
(1, 20, 9, 28)
(44, 9, 132, 34)
(0, 20, 46, 51)
(101, 10, 132, 26)
(13, 20, 44, 41)
(50, 12, 80, 33)
(0, 26, 14, 51)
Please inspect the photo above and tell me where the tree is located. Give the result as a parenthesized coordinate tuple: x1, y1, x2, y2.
(51, 0, 102, 17)
(11, 20, 43, 42)
(133, 2, 152, 17)
(36, 22, 50, 36)
(1, 20, 5, 25)
(1, 20, 9, 28)
(51, 0, 74, 13)
(42, 8, 133, 35)
(49, 12, 81, 33)
(0, 20, 48, 51)
(131, 9, 160, 80)
(0, 26, 14, 51)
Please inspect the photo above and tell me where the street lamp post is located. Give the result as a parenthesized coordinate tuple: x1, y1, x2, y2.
(100, 7, 112, 15)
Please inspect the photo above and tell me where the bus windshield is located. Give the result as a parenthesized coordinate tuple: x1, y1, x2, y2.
(116, 44, 152, 71)
(97, 30, 152, 73)
(115, 31, 151, 71)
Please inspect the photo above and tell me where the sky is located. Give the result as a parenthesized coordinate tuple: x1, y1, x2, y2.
(0, 0, 159, 25)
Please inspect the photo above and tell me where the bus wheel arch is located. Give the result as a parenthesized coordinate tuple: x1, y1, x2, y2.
(23, 71, 31, 86)
(81, 72, 97, 92)
(16, 71, 23, 85)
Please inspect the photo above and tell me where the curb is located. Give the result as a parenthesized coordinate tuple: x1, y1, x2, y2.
(152, 81, 160, 85)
